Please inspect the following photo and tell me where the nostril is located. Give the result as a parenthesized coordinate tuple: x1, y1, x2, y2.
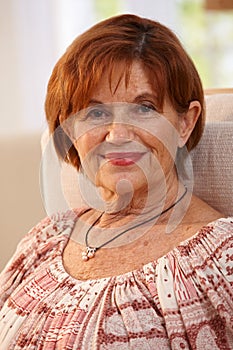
(106, 124, 134, 143)
(105, 135, 132, 145)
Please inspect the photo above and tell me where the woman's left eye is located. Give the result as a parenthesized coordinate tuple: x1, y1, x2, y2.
(136, 103, 156, 115)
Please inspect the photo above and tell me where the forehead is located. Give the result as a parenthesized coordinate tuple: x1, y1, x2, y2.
(90, 61, 154, 102)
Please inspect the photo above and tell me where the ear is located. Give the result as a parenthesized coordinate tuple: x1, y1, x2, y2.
(178, 101, 201, 148)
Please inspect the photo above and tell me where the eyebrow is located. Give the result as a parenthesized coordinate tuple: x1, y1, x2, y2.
(88, 99, 103, 105)
(133, 93, 158, 104)
(88, 93, 158, 105)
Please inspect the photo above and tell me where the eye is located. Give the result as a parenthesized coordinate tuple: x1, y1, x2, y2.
(85, 106, 111, 122)
(88, 109, 105, 118)
(133, 102, 157, 117)
(137, 104, 155, 113)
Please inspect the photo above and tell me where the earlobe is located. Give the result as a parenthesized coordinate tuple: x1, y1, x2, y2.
(178, 101, 201, 148)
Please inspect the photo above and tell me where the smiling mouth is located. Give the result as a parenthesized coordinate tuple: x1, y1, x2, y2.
(104, 152, 145, 166)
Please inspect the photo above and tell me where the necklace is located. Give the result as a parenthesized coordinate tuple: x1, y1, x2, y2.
(81, 186, 188, 261)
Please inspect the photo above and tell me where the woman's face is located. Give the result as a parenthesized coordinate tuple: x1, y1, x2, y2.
(71, 61, 193, 201)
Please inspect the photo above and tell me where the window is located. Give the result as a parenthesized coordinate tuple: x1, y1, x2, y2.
(177, 0, 233, 88)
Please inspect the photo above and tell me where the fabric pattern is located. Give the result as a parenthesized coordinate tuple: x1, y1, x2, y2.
(0, 210, 232, 349)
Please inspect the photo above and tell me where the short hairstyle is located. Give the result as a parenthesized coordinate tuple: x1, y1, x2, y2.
(45, 14, 205, 170)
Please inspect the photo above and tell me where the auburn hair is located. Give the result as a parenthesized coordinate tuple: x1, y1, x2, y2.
(45, 14, 205, 170)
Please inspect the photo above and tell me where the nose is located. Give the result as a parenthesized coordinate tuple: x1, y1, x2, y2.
(105, 122, 134, 145)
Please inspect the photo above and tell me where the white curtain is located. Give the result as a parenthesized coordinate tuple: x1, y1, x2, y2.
(123, 0, 177, 30)
(0, 0, 95, 135)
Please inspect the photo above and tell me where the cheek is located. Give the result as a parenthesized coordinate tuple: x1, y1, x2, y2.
(146, 125, 179, 159)
(74, 130, 102, 162)
(142, 131, 178, 173)
(137, 115, 179, 151)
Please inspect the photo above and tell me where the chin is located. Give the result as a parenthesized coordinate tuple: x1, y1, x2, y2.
(97, 169, 147, 195)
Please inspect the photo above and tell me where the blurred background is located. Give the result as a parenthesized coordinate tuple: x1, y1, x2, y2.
(1, 0, 233, 136)
(0, 0, 232, 270)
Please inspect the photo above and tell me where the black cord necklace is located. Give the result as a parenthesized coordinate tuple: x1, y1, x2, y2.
(81, 186, 188, 261)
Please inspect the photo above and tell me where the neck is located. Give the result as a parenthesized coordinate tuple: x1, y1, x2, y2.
(97, 173, 183, 227)
(80, 179, 188, 259)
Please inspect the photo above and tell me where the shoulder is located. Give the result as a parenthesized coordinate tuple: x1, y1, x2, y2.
(3, 208, 87, 268)
(210, 216, 233, 236)
(197, 216, 233, 284)
(176, 216, 233, 274)
(0, 208, 86, 308)
(16, 207, 88, 250)
(173, 216, 233, 268)
(187, 216, 233, 251)
(16, 210, 78, 251)
(210, 216, 233, 250)
(211, 217, 233, 282)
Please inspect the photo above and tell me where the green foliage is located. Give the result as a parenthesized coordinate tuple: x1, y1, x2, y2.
(93, 0, 233, 87)
(94, 0, 123, 20)
(178, 0, 233, 88)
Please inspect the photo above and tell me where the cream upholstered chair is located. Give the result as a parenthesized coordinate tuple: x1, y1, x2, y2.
(40, 90, 233, 217)
(190, 89, 233, 216)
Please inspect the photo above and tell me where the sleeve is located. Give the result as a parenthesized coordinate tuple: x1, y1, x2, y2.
(0, 215, 53, 309)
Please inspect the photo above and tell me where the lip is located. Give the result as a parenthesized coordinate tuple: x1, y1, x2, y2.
(104, 152, 145, 166)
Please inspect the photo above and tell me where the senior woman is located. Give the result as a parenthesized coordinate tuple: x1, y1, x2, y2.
(0, 14, 232, 350)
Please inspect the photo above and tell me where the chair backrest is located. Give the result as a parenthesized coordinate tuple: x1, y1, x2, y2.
(41, 90, 233, 217)
(190, 89, 233, 216)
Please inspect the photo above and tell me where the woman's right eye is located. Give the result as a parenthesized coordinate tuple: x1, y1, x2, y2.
(85, 107, 110, 121)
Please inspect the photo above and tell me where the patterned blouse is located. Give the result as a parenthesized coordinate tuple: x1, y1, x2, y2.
(0, 210, 232, 350)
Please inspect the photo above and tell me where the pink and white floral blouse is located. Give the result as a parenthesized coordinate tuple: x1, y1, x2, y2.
(0, 210, 232, 349)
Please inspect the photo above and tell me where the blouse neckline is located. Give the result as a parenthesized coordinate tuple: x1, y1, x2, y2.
(54, 213, 230, 284)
